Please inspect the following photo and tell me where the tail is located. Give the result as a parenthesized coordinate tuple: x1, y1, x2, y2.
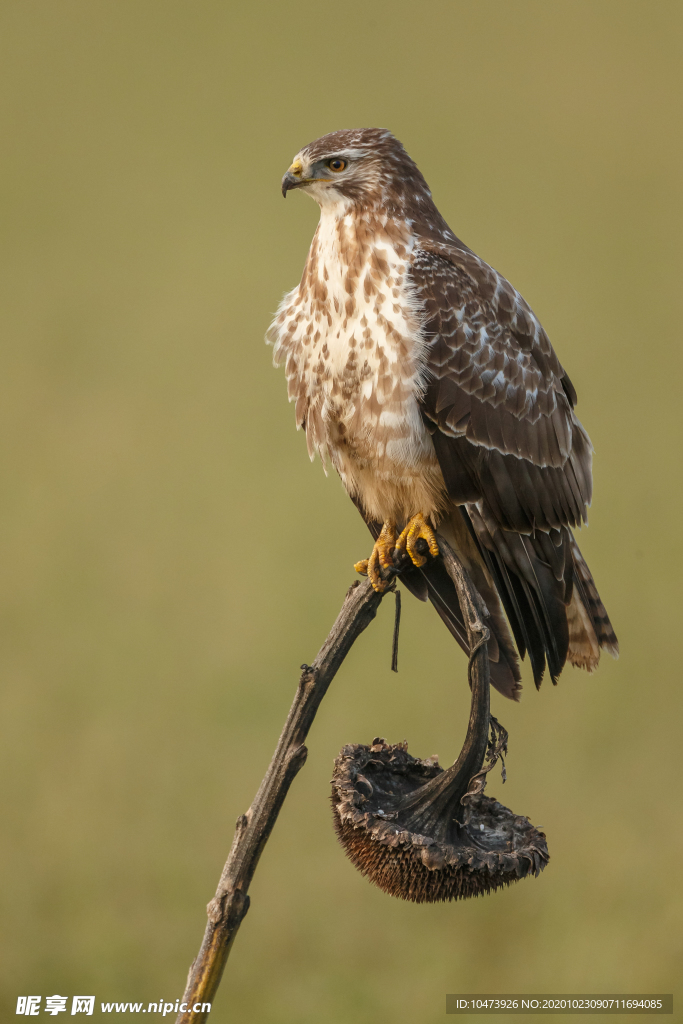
(567, 535, 619, 668)
(460, 504, 618, 689)
(355, 501, 617, 701)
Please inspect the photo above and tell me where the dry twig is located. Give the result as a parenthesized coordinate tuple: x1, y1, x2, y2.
(175, 575, 385, 1023)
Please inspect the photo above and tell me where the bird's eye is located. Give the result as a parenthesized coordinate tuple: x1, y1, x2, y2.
(327, 158, 347, 172)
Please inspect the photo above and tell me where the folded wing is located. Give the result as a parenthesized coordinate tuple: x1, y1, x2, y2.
(410, 242, 617, 687)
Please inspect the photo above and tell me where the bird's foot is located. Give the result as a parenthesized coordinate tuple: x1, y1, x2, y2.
(354, 520, 397, 593)
(354, 514, 439, 591)
(394, 512, 440, 568)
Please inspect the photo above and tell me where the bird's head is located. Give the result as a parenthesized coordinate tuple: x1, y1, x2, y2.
(281, 128, 432, 214)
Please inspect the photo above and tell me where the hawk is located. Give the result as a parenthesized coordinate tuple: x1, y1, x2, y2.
(268, 128, 618, 700)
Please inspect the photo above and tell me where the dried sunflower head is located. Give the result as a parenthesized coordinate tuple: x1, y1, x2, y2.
(331, 738, 548, 903)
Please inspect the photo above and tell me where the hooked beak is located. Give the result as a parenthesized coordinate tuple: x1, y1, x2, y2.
(281, 160, 331, 198)
(282, 160, 308, 198)
(281, 170, 303, 198)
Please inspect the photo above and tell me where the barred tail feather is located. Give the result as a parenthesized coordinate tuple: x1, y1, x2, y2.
(569, 536, 619, 663)
(461, 505, 618, 687)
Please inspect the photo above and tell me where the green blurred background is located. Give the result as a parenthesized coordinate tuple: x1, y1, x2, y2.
(0, 1, 681, 1021)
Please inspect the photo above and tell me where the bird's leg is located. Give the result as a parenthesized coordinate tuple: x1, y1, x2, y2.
(394, 512, 440, 568)
(354, 520, 397, 594)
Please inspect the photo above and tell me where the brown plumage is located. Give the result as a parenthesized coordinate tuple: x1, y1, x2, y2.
(269, 128, 618, 696)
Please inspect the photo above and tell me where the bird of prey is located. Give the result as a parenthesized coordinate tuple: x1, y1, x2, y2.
(268, 128, 618, 700)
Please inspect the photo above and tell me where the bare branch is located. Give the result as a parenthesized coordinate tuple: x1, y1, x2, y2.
(175, 577, 385, 1023)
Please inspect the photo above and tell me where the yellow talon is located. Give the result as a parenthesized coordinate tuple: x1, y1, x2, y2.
(354, 520, 397, 593)
(394, 512, 440, 568)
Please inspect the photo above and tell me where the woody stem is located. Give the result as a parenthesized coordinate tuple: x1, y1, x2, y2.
(175, 576, 387, 1024)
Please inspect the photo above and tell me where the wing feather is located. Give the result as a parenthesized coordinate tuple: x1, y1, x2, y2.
(412, 244, 592, 535)
(410, 242, 612, 684)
